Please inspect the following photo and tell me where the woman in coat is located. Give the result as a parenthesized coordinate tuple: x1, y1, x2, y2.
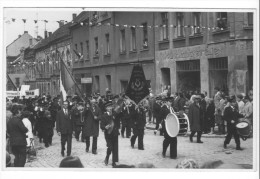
(7, 104, 28, 167)
(82, 100, 103, 154)
(188, 95, 204, 143)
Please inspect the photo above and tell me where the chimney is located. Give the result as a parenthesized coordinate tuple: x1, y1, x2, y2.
(18, 35, 21, 38)
(37, 35, 42, 41)
(48, 32, 52, 37)
(59, 21, 64, 27)
(44, 30, 48, 39)
(72, 13, 77, 21)
(24, 31, 28, 34)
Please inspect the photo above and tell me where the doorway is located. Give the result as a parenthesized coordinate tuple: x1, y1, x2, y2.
(176, 60, 200, 93)
(161, 68, 171, 92)
(208, 57, 228, 97)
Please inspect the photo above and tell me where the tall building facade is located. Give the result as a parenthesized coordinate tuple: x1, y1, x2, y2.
(33, 22, 72, 96)
(71, 11, 156, 96)
(154, 12, 253, 97)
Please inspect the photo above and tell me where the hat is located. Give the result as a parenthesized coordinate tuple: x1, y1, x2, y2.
(59, 156, 84, 168)
(236, 94, 243, 99)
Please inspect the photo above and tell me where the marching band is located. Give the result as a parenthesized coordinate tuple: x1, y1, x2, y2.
(6, 89, 253, 167)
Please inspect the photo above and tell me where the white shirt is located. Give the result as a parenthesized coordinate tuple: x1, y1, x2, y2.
(22, 118, 34, 147)
(237, 100, 245, 114)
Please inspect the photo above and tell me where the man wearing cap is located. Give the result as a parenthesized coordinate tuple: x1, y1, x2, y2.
(188, 94, 204, 143)
(56, 101, 74, 157)
(223, 96, 244, 150)
(82, 99, 102, 154)
(101, 101, 120, 167)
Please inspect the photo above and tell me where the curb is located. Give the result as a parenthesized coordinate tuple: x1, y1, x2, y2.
(145, 126, 226, 138)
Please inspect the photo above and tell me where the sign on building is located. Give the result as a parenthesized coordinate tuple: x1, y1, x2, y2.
(81, 77, 92, 84)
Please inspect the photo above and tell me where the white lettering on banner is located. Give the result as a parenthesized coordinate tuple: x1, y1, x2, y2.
(25, 89, 39, 98)
(6, 91, 20, 99)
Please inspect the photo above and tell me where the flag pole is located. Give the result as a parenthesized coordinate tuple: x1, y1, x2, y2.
(58, 52, 86, 103)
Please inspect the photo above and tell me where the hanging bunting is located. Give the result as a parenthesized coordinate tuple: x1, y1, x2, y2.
(34, 20, 38, 24)
(22, 19, 26, 23)
(12, 18, 16, 22)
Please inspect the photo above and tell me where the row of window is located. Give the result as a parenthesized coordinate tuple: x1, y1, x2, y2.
(159, 12, 253, 40)
(73, 12, 253, 61)
(74, 23, 148, 61)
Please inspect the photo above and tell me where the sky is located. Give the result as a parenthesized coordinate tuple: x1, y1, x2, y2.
(4, 8, 83, 46)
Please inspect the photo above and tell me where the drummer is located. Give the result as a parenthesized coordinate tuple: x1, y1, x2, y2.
(223, 95, 244, 150)
(160, 97, 177, 159)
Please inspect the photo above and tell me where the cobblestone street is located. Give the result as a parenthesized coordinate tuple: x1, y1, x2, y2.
(24, 128, 253, 169)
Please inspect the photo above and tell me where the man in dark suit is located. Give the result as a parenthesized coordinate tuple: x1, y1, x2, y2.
(188, 94, 204, 143)
(82, 100, 103, 154)
(223, 96, 244, 150)
(130, 104, 146, 150)
(56, 101, 74, 157)
(101, 101, 120, 167)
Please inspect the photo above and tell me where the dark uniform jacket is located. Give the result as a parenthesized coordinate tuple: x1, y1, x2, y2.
(56, 109, 74, 134)
(223, 106, 243, 129)
(121, 104, 135, 126)
(7, 116, 28, 146)
(82, 104, 102, 137)
(188, 103, 203, 132)
(132, 108, 146, 130)
(71, 107, 85, 126)
(153, 102, 162, 120)
(101, 112, 120, 137)
(42, 116, 54, 136)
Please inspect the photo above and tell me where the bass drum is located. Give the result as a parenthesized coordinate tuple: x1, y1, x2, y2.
(236, 118, 252, 140)
(165, 111, 190, 137)
(175, 111, 190, 136)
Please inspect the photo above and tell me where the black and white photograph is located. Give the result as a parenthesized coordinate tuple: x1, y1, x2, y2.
(1, 0, 259, 179)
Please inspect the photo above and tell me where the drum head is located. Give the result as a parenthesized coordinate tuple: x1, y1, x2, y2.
(236, 122, 248, 129)
(165, 113, 180, 137)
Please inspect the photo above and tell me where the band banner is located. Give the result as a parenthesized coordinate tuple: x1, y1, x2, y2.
(125, 64, 149, 104)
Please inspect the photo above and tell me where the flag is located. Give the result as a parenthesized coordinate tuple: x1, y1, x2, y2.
(7, 73, 17, 90)
(73, 49, 83, 60)
(60, 58, 75, 101)
(125, 64, 149, 104)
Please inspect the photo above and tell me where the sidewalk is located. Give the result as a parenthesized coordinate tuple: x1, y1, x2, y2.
(145, 122, 226, 138)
